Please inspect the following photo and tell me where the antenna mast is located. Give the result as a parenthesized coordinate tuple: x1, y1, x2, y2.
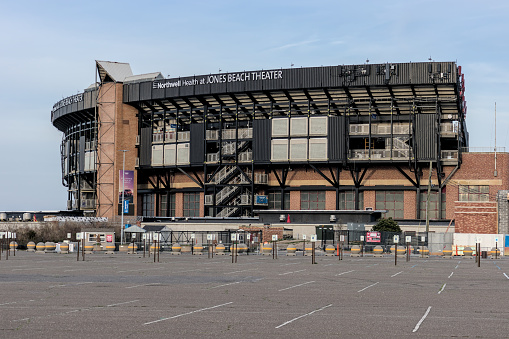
(494, 102, 497, 177)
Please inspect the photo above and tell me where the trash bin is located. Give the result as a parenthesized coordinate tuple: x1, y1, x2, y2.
(481, 251, 488, 259)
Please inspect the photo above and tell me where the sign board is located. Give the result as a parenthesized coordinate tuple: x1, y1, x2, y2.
(207, 234, 213, 241)
(302, 235, 306, 240)
(255, 195, 268, 205)
(123, 200, 129, 214)
(495, 237, 499, 243)
(360, 236, 365, 242)
(67, 233, 72, 239)
(405, 236, 411, 243)
(339, 235, 345, 242)
(421, 236, 426, 242)
(132, 233, 136, 239)
(366, 231, 381, 243)
(393, 235, 400, 243)
(191, 233, 195, 239)
(106, 235, 113, 243)
(272, 234, 278, 241)
(142, 234, 146, 240)
(76, 232, 83, 240)
(231, 234, 237, 241)
(311, 234, 317, 242)
(246, 233, 251, 240)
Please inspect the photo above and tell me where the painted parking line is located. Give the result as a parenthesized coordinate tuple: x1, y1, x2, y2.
(335, 270, 354, 276)
(391, 271, 403, 278)
(275, 304, 332, 329)
(279, 281, 315, 292)
(280, 262, 299, 266)
(448, 272, 454, 279)
(278, 269, 306, 276)
(224, 269, 255, 275)
(210, 281, 242, 289)
(106, 300, 139, 307)
(13, 299, 140, 322)
(357, 282, 379, 293)
(412, 306, 432, 333)
(143, 302, 233, 325)
(438, 283, 446, 294)
(503, 273, 509, 280)
(126, 283, 161, 289)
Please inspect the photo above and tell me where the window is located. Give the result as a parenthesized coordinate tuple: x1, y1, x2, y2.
(159, 194, 176, 217)
(268, 192, 290, 210)
(459, 185, 489, 202)
(142, 194, 155, 217)
(419, 191, 446, 219)
(183, 192, 200, 217)
(375, 191, 404, 219)
(300, 191, 325, 210)
(338, 191, 363, 210)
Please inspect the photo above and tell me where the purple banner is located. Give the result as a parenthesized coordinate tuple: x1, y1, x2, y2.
(119, 170, 134, 203)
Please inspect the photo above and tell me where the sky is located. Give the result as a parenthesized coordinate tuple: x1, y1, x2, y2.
(0, 0, 508, 211)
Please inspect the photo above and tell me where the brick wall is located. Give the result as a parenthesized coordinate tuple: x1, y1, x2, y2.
(454, 201, 497, 233)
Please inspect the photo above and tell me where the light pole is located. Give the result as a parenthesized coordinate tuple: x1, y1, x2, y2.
(119, 150, 128, 245)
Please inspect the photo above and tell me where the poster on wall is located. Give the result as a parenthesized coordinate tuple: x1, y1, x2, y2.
(119, 170, 134, 203)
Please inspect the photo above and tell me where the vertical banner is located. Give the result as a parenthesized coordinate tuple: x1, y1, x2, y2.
(119, 170, 134, 204)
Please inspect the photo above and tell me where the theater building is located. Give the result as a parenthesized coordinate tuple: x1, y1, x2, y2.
(50, 60, 509, 234)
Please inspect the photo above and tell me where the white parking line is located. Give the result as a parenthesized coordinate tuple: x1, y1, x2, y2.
(438, 283, 446, 294)
(448, 272, 454, 279)
(357, 282, 379, 293)
(106, 300, 139, 307)
(143, 302, 233, 325)
(125, 283, 161, 289)
(335, 270, 354, 276)
(210, 281, 241, 289)
(503, 273, 509, 279)
(412, 306, 432, 332)
(275, 304, 332, 329)
(278, 269, 306, 276)
(279, 281, 315, 292)
(391, 271, 403, 278)
(0, 301, 17, 306)
(224, 269, 255, 275)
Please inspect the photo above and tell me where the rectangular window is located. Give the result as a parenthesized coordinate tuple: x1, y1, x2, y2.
(268, 192, 290, 210)
(419, 191, 446, 219)
(271, 139, 289, 161)
(159, 193, 176, 217)
(458, 185, 489, 202)
(183, 192, 200, 217)
(272, 118, 289, 137)
(289, 139, 308, 161)
(338, 191, 364, 210)
(142, 194, 155, 217)
(375, 191, 404, 219)
(300, 191, 326, 210)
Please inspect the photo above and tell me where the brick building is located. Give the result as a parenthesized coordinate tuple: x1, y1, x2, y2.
(50, 60, 507, 234)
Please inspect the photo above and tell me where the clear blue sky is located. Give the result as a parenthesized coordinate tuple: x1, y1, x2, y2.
(0, 0, 508, 211)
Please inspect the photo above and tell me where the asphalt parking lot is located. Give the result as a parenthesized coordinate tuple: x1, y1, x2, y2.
(1, 250, 508, 338)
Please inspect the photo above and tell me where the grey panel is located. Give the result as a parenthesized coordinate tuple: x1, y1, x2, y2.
(415, 114, 437, 160)
(129, 83, 139, 102)
(253, 119, 271, 162)
(140, 127, 152, 166)
(79, 136, 85, 173)
(190, 123, 205, 165)
(328, 116, 345, 161)
(140, 82, 152, 101)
